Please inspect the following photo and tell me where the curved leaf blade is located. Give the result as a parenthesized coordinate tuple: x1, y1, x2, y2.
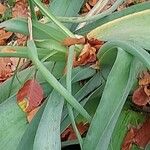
(87, 10, 150, 50)
(83, 49, 132, 150)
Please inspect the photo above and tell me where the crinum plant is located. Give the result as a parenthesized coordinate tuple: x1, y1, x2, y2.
(0, 0, 150, 150)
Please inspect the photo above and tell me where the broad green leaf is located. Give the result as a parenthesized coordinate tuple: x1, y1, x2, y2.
(49, 0, 85, 29)
(50, 0, 85, 17)
(83, 53, 144, 150)
(0, 46, 62, 60)
(17, 101, 47, 150)
(87, 10, 150, 50)
(0, 96, 27, 150)
(83, 49, 132, 150)
(35, 39, 67, 53)
(0, 18, 66, 41)
(74, 72, 104, 101)
(71, 67, 96, 83)
(33, 88, 64, 150)
(98, 41, 150, 69)
(94, 58, 144, 150)
(75, 2, 150, 35)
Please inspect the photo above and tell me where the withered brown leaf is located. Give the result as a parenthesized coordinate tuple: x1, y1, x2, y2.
(17, 79, 44, 112)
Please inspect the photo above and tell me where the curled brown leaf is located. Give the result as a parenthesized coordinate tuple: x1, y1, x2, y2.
(132, 87, 150, 106)
(74, 43, 97, 67)
(139, 71, 150, 86)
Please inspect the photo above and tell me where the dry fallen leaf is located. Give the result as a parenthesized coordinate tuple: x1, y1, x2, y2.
(12, 0, 28, 45)
(63, 37, 103, 67)
(12, 0, 28, 18)
(134, 118, 150, 149)
(88, 0, 98, 6)
(0, 3, 6, 15)
(16, 33, 28, 46)
(0, 58, 13, 82)
(63, 37, 86, 46)
(122, 128, 137, 150)
(0, 47, 25, 82)
(74, 43, 97, 67)
(139, 71, 150, 86)
(132, 71, 150, 106)
(144, 85, 150, 97)
(61, 122, 89, 141)
(17, 79, 44, 112)
(0, 29, 12, 45)
(122, 118, 150, 150)
(132, 87, 150, 106)
(88, 38, 104, 50)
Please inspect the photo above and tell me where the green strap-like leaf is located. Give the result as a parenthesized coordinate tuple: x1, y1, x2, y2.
(87, 9, 150, 50)
(76, 2, 150, 35)
(95, 58, 144, 150)
(98, 41, 150, 69)
(0, 18, 66, 41)
(83, 49, 132, 150)
(33, 88, 65, 150)
(0, 96, 27, 150)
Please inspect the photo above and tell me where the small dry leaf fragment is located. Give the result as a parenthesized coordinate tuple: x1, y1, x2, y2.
(0, 3, 6, 15)
(139, 71, 150, 86)
(144, 85, 150, 97)
(63, 37, 103, 67)
(63, 37, 86, 46)
(1, 47, 25, 72)
(17, 79, 44, 112)
(85, 3, 91, 11)
(122, 118, 150, 150)
(134, 118, 150, 149)
(42, 0, 50, 4)
(132, 87, 150, 106)
(88, 38, 104, 50)
(122, 128, 137, 150)
(12, 0, 28, 18)
(0, 29, 12, 45)
(16, 33, 28, 46)
(74, 43, 97, 67)
(132, 71, 150, 106)
(0, 47, 23, 82)
(12, 0, 28, 45)
(27, 107, 40, 123)
(88, 0, 98, 6)
(61, 122, 89, 141)
(0, 58, 13, 82)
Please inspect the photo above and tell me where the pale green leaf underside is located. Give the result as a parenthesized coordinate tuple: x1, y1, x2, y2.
(88, 10, 150, 50)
